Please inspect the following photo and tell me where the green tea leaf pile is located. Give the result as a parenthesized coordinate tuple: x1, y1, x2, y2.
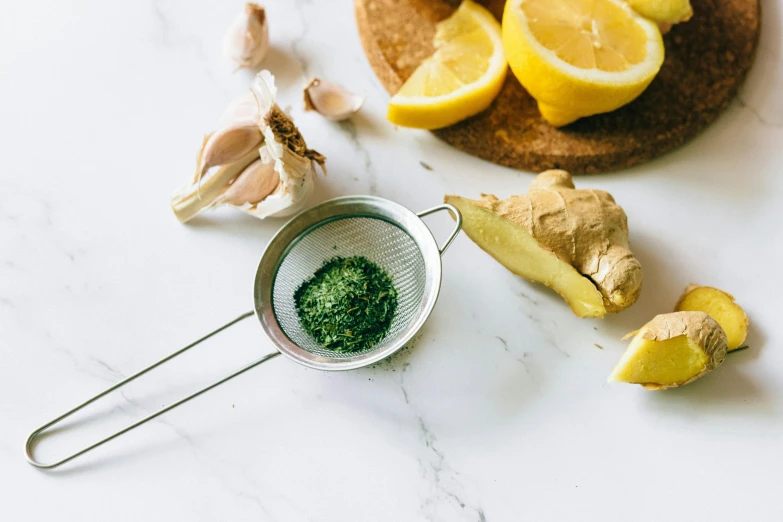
(294, 256, 398, 353)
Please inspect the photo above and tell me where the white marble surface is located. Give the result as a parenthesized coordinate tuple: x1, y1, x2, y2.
(2, 0, 782, 520)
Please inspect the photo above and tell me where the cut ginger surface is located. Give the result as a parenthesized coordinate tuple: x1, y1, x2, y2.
(609, 311, 728, 389)
(675, 284, 749, 351)
(610, 334, 707, 388)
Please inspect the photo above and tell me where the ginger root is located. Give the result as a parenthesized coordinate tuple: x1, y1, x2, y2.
(675, 284, 749, 351)
(609, 311, 728, 389)
(445, 170, 642, 318)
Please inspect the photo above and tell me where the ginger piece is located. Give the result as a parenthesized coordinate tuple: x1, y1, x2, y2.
(445, 170, 642, 318)
(609, 311, 728, 389)
(675, 284, 749, 351)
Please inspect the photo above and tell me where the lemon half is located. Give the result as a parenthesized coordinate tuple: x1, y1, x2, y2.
(387, 0, 507, 130)
(503, 0, 665, 126)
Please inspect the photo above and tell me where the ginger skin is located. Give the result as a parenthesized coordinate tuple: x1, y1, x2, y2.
(446, 170, 642, 317)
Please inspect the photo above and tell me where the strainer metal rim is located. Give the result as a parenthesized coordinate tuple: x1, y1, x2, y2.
(253, 196, 452, 371)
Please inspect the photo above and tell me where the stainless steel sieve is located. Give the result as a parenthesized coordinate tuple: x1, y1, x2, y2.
(25, 196, 462, 469)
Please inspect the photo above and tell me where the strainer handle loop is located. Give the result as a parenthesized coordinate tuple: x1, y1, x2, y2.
(417, 204, 462, 255)
(24, 311, 281, 470)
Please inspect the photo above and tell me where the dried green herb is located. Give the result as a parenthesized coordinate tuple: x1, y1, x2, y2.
(294, 256, 398, 353)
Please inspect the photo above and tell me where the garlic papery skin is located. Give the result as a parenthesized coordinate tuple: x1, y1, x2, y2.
(245, 71, 324, 219)
(245, 124, 316, 219)
(303, 78, 364, 121)
(170, 70, 325, 223)
(223, 3, 269, 70)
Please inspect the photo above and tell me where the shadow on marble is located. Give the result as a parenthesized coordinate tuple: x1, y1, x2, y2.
(338, 110, 385, 139)
(184, 211, 288, 240)
(601, 250, 674, 332)
(642, 363, 777, 418)
(36, 433, 194, 477)
(600, 230, 766, 357)
(736, 320, 766, 363)
(234, 45, 305, 92)
(599, 232, 698, 338)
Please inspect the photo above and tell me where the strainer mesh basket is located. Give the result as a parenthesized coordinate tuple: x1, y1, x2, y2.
(271, 217, 427, 359)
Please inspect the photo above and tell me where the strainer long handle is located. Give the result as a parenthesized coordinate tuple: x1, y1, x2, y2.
(24, 311, 281, 470)
(417, 203, 462, 255)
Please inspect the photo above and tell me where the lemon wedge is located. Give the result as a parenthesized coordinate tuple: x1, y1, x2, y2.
(503, 0, 664, 126)
(387, 0, 507, 130)
(626, 0, 693, 25)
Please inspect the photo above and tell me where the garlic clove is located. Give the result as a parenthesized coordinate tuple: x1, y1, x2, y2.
(223, 3, 269, 70)
(195, 122, 263, 182)
(217, 148, 279, 207)
(217, 93, 259, 128)
(303, 78, 364, 122)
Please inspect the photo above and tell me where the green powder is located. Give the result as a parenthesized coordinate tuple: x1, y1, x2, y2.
(294, 256, 398, 353)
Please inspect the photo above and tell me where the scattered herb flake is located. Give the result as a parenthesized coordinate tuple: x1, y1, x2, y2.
(294, 256, 398, 353)
(594, 343, 604, 350)
(419, 161, 433, 171)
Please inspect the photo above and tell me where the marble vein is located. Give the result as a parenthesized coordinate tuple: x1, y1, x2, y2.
(341, 120, 378, 195)
(494, 336, 530, 374)
(514, 288, 570, 358)
(400, 363, 484, 522)
(290, 0, 316, 79)
(79, 353, 279, 519)
(736, 96, 782, 128)
(149, 0, 222, 92)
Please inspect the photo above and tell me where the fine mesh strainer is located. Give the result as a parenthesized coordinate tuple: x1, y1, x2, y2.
(25, 196, 462, 469)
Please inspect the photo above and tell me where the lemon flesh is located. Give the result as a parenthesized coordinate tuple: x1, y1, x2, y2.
(387, 0, 507, 130)
(503, 0, 664, 126)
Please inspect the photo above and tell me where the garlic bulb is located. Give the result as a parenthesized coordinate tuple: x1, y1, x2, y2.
(223, 3, 269, 70)
(171, 71, 325, 223)
(303, 78, 364, 121)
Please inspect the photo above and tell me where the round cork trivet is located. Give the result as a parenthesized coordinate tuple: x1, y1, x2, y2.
(355, 0, 759, 174)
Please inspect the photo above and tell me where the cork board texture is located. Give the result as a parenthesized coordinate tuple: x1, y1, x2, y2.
(355, 0, 760, 173)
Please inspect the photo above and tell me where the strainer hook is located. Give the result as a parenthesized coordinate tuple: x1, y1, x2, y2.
(416, 203, 462, 255)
